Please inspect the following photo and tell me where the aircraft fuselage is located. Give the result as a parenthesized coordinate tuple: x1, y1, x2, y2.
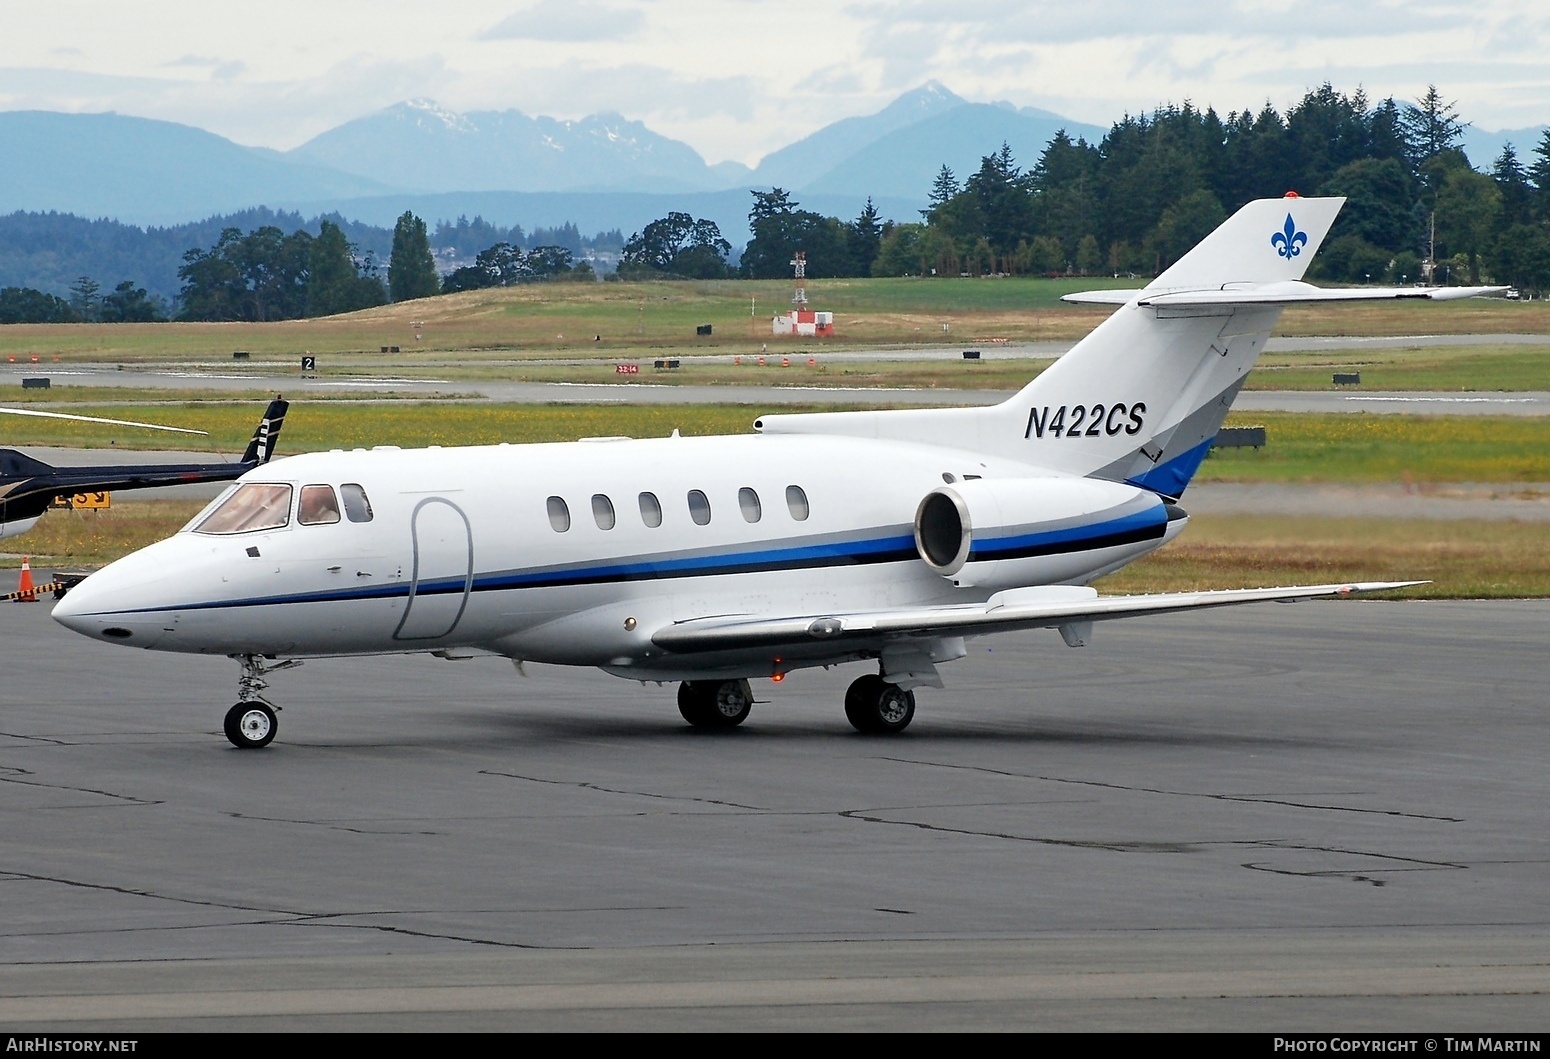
(53, 432, 1179, 680)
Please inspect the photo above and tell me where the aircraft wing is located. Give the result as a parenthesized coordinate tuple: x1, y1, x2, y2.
(651, 581, 1423, 653)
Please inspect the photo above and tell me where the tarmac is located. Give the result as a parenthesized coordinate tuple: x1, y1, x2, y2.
(1, 571, 1546, 1030)
(6, 332, 1549, 411)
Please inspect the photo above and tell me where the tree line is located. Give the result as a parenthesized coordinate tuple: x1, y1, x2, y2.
(877, 84, 1550, 290)
(609, 84, 1550, 293)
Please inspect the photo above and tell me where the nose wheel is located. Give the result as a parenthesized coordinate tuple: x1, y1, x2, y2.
(845, 674, 916, 734)
(224, 702, 277, 749)
(224, 654, 301, 749)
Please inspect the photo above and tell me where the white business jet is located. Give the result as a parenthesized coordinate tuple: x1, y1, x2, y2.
(52, 196, 1502, 747)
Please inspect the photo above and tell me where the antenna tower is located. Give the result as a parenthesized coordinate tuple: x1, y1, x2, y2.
(791, 252, 807, 307)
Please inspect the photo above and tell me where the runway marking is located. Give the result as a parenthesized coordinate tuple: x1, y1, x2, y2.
(879, 757, 1465, 822)
(1346, 396, 1542, 404)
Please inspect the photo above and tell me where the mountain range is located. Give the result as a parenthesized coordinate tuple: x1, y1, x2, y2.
(0, 83, 1109, 234)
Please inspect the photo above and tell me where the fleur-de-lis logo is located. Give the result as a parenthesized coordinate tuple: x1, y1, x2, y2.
(1271, 213, 1307, 259)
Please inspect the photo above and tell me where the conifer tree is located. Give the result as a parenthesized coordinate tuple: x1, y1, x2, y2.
(388, 212, 439, 302)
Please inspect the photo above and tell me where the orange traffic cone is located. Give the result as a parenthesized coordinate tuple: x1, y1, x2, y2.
(16, 558, 36, 602)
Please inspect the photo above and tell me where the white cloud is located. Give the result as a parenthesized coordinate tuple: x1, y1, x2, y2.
(163, 55, 247, 81)
(0, 0, 1547, 159)
(480, 1, 645, 43)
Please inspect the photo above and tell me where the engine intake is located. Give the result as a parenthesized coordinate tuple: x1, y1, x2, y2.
(913, 476, 1174, 589)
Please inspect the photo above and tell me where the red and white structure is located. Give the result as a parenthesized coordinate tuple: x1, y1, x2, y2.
(773, 252, 834, 336)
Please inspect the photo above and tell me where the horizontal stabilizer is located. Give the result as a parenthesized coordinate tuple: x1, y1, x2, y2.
(1063, 282, 1509, 307)
(653, 581, 1425, 653)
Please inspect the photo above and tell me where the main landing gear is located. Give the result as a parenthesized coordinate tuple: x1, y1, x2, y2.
(224, 655, 302, 749)
(844, 674, 916, 734)
(678, 679, 754, 729)
(675, 673, 917, 734)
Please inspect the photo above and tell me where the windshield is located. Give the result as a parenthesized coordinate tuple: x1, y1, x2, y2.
(194, 483, 293, 535)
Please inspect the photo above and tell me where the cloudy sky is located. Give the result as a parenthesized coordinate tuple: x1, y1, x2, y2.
(2, 1, 1546, 163)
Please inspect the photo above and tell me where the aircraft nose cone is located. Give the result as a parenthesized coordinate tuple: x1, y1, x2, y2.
(50, 545, 178, 646)
(50, 570, 120, 639)
(49, 580, 89, 628)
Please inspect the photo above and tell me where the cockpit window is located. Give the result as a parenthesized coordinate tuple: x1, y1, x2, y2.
(194, 483, 293, 535)
(341, 483, 374, 523)
(298, 484, 342, 526)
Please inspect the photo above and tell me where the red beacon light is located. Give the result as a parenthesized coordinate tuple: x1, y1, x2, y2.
(1284, 190, 1300, 198)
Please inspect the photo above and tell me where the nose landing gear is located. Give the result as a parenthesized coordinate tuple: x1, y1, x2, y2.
(225, 654, 302, 749)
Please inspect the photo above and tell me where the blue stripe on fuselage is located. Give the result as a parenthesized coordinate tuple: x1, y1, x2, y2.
(95, 509, 1163, 617)
(966, 506, 1166, 562)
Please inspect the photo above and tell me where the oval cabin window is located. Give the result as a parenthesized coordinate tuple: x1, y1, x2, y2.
(592, 493, 616, 530)
(687, 489, 711, 526)
(738, 487, 762, 523)
(547, 496, 571, 532)
(639, 491, 662, 528)
(785, 485, 810, 521)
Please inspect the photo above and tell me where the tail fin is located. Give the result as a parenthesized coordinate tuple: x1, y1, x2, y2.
(1146, 195, 1343, 291)
(240, 397, 289, 465)
(1007, 196, 1345, 497)
(757, 195, 1346, 498)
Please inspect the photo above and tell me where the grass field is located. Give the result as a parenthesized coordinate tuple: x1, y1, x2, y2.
(0, 401, 781, 451)
(1201, 412, 1550, 483)
(10, 502, 1547, 599)
(5, 403, 1549, 485)
(1096, 514, 1550, 599)
(0, 277, 1542, 365)
(6, 341, 1548, 395)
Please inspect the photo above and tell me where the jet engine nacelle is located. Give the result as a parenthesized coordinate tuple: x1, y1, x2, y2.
(913, 476, 1174, 589)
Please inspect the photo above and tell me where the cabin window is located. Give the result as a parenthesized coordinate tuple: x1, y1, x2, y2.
(592, 493, 616, 530)
(340, 483, 374, 523)
(687, 489, 711, 526)
(194, 483, 293, 535)
(786, 485, 810, 521)
(639, 491, 662, 528)
(738, 487, 762, 523)
(298, 484, 342, 526)
(547, 496, 571, 532)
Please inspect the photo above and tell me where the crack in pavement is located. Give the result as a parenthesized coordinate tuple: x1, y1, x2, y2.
(879, 757, 1464, 823)
(832, 809, 1471, 875)
(222, 812, 440, 836)
(0, 731, 74, 746)
(480, 772, 1095, 823)
(479, 769, 769, 811)
(0, 871, 658, 950)
(0, 765, 162, 806)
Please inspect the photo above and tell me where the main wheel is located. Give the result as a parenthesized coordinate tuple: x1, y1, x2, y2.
(678, 680, 751, 728)
(224, 701, 277, 749)
(844, 676, 915, 734)
(678, 682, 713, 727)
(845, 674, 886, 732)
(706, 679, 752, 727)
